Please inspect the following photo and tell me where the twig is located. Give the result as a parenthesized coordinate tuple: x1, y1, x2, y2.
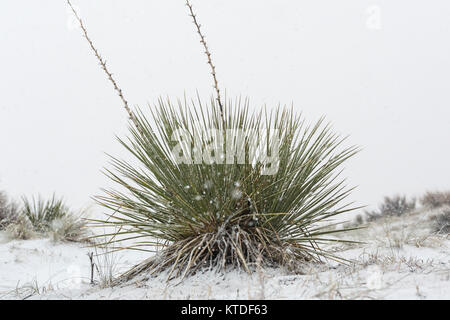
(87, 252, 95, 285)
(185, 0, 224, 115)
(67, 0, 141, 132)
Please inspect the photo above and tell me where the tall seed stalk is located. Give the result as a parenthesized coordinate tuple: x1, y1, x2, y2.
(67, 0, 142, 134)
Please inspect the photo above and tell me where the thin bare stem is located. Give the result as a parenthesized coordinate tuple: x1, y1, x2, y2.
(67, 0, 141, 132)
(185, 0, 224, 115)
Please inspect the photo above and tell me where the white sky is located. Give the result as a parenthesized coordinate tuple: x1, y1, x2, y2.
(0, 0, 449, 215)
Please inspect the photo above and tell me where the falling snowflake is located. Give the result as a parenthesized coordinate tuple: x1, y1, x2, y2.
(231, 189, 243, 200)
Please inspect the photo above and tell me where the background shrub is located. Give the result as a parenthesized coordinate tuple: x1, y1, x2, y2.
(49, 214, 89, 242)
(5, 215, 34, 240)
(421, 191, 450, 208)
(365, 195, 416, 222)
(0, 191, 19, 230)
(433, 208, 450, 234)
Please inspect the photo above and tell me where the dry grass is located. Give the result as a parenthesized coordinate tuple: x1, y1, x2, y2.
(49, 213, 90, 243)
(4, 215, 35, 240)
(431, 207, 450, 234)
(111, 224, 318, 284)
(68, 0, 359, 284)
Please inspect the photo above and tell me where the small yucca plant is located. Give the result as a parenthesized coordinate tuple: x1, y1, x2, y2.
(22, 195, 69, 233)
(93, 99, 359, 281)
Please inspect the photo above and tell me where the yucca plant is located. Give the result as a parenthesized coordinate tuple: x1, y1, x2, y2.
(92, 98, 359, 281)
(68, 0, 360, 282)
(22, 195, 69, 232)
(365, 195, 416, 222)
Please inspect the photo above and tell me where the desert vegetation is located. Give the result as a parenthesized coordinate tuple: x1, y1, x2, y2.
(364, 195, 416, 222)
(0, 192, 19, 230)
(0, 191, 88, 242)
(65, 0, 361, 284)
(22, 195, 71, 233)
(94, 100, 359, 281)
(421, 191, 450, 209)
(432, 208, 450, 234)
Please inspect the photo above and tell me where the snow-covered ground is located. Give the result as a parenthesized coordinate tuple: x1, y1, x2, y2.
(1, 208, 448, 300)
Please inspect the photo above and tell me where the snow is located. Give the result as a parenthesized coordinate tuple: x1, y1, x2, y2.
(0, 208, 448, 300)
